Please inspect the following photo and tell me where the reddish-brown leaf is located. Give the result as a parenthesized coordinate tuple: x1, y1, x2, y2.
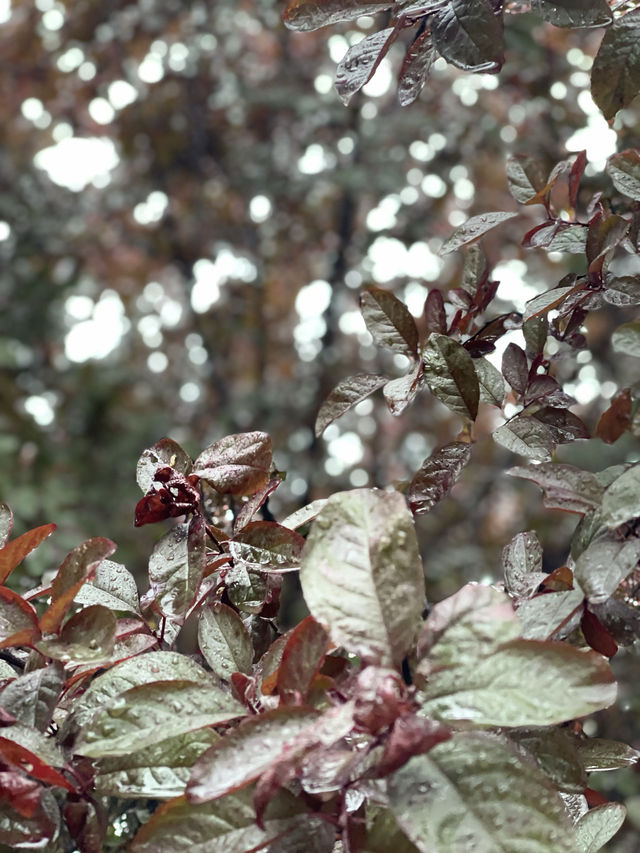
(0, 737, 75, 792)
(0, 524, 56, 585)
(596, 388, 632, 445)
(277, 616, 331, 704)
(581, 608, 618, 658)
(377, 715, 450, 776)
(0, 587, 41, 649)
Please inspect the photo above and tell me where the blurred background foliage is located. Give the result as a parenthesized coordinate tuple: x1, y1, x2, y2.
(1, 0, 640, 844)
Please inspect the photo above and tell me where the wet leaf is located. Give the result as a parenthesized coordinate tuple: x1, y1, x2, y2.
(277, 616, 330, 703)
(229, 522, 306, 573)
(581, 608, 618, 658)
(575, 803, 626, 853)
(335, 28, 397, 105)
(423, 333, 479, 419)
(37, 604, 117, 665)
(508, 463, 604, 514)
(0, 587, 40, 649)
(361, 287, 420, 357)
(315, 374, 387, 437)
(226, 564, 270, 613)
(517, 587, 584, 641)
(501, 342, 528, 394)
(148, 517, 206, 621)
(75, 679, 243, 757)
(502, 530, 546, 600)
(0, 504, 12, 549)
(193, 432, 272, 496)
(0, 733, 73, 791)
(283, 0, 393, 31)
(408, 441, 472, 516)
(300, 489, 425, 667)
(569, 150, 587, 209)
(510, 727, 586, 793)
(95, 728, 220, 798)
(592, 12, 640, 119)
(532, 0, 611, 28)
(574, 538, 640, 604)
(364, 808, 420, 853)
(474, 357, 505, 406)
(377, 715, 451, 777)
(234, 474, 284, 532)
(74, 559, 139, 614)
(388, 731, 579, 853)
(0, 524, 56, 585)
(577, 737, 640, 771)
(601, 463, 640, 527)
(440, 211, 517, 255)
(523, 283, 581, 322)
(603, 275, 640, 306)
(422, 288, 447, 336)
(493, 417, 555, 460)
(197, 602, 253, 680)
(398, 29, 435, 106)
(432, 0, 504, 72)
(137, 438, 193, 494)
(281, 499, 328, 531)
(586, 212, 629, 267)
(39, 537, 117, 634)
(0, 784, 60, 848)
(506, 154, 558, 205)
(0, 665, 63, 730)
(383, 360, 423, 416)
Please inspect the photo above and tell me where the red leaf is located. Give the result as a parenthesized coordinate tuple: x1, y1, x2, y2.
(581, 608, 618, 658)
(596, 388, 632, 445)
(277, 616, 330, 704)
(377, 715, 450, 776)
(193, 432, 273, 496)
(0, 771, 42, 818)
(0, 524, 56, 585)
(569, 150, 587, 210)
(0, 737, 75, 792)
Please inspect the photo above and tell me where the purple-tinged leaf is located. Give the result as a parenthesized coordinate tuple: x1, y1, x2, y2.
(592, 12, 640, 120)
(193, 432, 272, 496)
(423, 333, 479, 419)
(586, 212, 629, 268)
(388, 732, 579, 853)
(440, 211, 517, 255)
(408, 441, 472, 516)
(574, 539, 640, 605)
(0, 736, 74, 791)
(39, 537, 116, 634)
(315, 373, 387, 437)
(611, 321, 640, 357)
(197, 602, 253, 681)
(432, 0, 504, 73)
(361, 287, 420, 357)
(229, 521, 306, 573)
(474, 357, 505, 407)
(523, 314, 548, 358)
(532, 0, 611, 28)
(37, 605, 117, 665)
(94, 728, 220, 799)
(508, 463, 604, 514)
(506, 155, 564, 206)
(283, 0, 393, 31)
(547, 223, 589, 253)
(0, 781, 60, 847)
(74, 559, 140, 614)
(0, 523, 56, 586)
(136, 438, 192, 494)
(582, 607, 618, 658)
(493, 417, 555, 461)
(601, 463, 640, 528)
(0, 587, 41, 649)
(575, 803, 627, 853)
(336, 27, 397, 105)
(75, 679, 243, 757)
(0, 504, 12, 549)
(603, 275, 640, 306)
(606, 148, 640, 201)
(502, 531, 546, 601)
(378, 715, 451, 777)
(277, 616, 330, 704)
(532, 406, 589, 443)
(423, 289, 447, 336)
(518, 586, 584, 641)
(148, 517, 206, 622)
(461, 244, 488, 298)
(596, 388, 631, 444)
(398, 28, 435, 106)
(0, 665, 63, 731)
(234, 474, 284, 533)
(383, 360, 423, 416)
(226, 565, 270, 614)
(281, 499, 328, 531)
(569, 150, 587, 210)
(301, 489, 425, 667)
(524, 375, 575, 408)
(187, 708, 319, 802)
(501, 342, 528, 395)
(523, 283, 581, 322)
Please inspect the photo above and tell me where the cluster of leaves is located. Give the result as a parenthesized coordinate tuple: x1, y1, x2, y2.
(0, 422, 638, 850)
(284, 0, 640, 114)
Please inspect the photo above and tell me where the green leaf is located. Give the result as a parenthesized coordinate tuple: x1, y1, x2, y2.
(131, 787, 328, 853)
(315, 374, 387, 437)
(493, 417, 555, 460)
(136, 438, 193, 493)
(440, 211, 517, 255)
(510, 727, 586, 793)
(226, 564, 269, 613)
(574, 538, 640, 604)
(197, 603, 254, 680)
(193, 432, 273, 496)
(364, 808, 420, 853)
(37, 604, 117, 665)
(516, 587, 584, 640)
(74, 559, 140, 614)
(75, 679, 243, 757)
(0, 665, 63, 730)
(383, 360, 423, 416)
(502, 530, 546, 600)
(408, 441, 472, 516)
(577, 737, 640, 771)
(300, 489, 425, 667)
(592, 12, 640, 120)
(360, 287, 419, 357)
(187, 708, 318, 802)
(419, 638, 616, 726)
(95, 729, 220, 798)
(432, 0, 504, 73)
(611, 321, 640, 356)
(575, 803, 626, 853)
(148, 517, 206, 621)
(423, 334, 479, 419)
(229, 522, 305, 573)
(508, 463, 604, 514)
(388, 731, 580, 853)
(335, 28, 397, 106)
(532, 0, 612, 29)
(283, 0, 393, 32)
(474, 356, 505, 406)
(601, 463, 640, 527)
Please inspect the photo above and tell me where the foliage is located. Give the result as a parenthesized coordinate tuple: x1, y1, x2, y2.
(1, 0, 640, 850)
